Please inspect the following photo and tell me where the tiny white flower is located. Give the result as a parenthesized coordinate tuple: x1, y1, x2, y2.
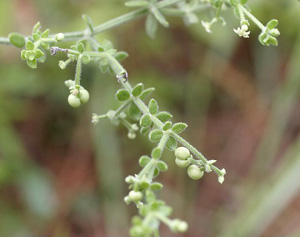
(131, 124, 139, 131)
(91, 113, 100, 125)
(128, 132, 136, 139)
(234, 24, 250, 38)
(201, 21, 212, 33)
(218, 175, 225, 184)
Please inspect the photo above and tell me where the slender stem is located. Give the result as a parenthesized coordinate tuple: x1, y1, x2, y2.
(123, 81, 219, 172)
(0, 37, 10, 45)
(155, 212, 172, 226)
(215, 0, 225, 18)
(138, 159, 156, 179)
(93, 8, 148, 35)
(0, 0, 184, 46)
(162, 5, 208, 16)
(237, 3, 246, 22)
(74, 55, 82, 86)
(114, 99, 132, 118)
(119, 118, 133, 130)
(240, 4, 264, 30)
(157, 133, 169, 149)
(106, 53, 127, 76)
(170, 131, 207, 165)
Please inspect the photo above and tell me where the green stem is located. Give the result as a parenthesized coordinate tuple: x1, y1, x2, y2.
(157, 132, 169, 151)
(155, 212, 172, 226)
(0, 0, 184, 46)
(237, 3, 246, 22)
(240, 4, 265, 30)
(93, 8, 148, 35)
(119, 118, 133, 130)
(114, 100, 132, 118)
(162, 4, 208, 16)
(170, 131, 207, 165)
(215, 0, 225, 19)
(0, 37, 10, 45)
(74, 55, 82, 86)
(138, 159, 156, 179)
(105, 53, 127, 76)
(123, 81, 222, 175)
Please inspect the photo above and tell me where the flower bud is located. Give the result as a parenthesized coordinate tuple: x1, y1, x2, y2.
(79, 89, 90, 104)
(175, 158, 190, 168)
(55, 33, 64, 41)
(129, 190, 143, 202)
(175, 147, 190, 160)
(187, 165, 204, 180)
(68, 94, 81, 108)
(128, 132, 136, 139)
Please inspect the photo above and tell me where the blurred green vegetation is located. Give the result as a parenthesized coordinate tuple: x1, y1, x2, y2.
(1, 0, 300, 236)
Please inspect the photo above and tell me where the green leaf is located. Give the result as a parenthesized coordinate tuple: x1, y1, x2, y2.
(41, 42, 50, 50)
(140, 87, 155, 100)
(140, 114, 152, 128)
(166, 137, 177, 151)
(172, 123, 188, 134)
(8, 33, 26, 48)
(41, 29, 50, 38)
(25, 51, 36, 61)
(156, 161, 168, 172)
(163, 121, 172, 131)
(139, 156, 151, 167)
(81, 54, 91, 64)
(132, 83, 144, 97)
(151, 7, 169, 27)
(26, 41, 34, 50)
(266, 19, 278, 30)
(82, 14, 94, 33)
(98, 46, 105, 52)
(35, 49, 44, 58)
(77, 43, 85, 53)
(150, 182, 163, 191)
(27, 59, 37, 69)
(153, 168, 160, 178)
(125, 0, 149, 7)
(99, 63, 109, 73)
(32, 22, 41, 33)
(265, 35, 278, 46)
(21, 50, 26, 60)
(148, 99, 159, 115)
(151, 147, 162, 159)
(140, 127, 150, 135)
(145, 14, 158, 38)
(140, 180, 150, 189)
(156, 111, 172, 122)
(129, 102, 141, 120)
(115, 89, 130, 101)
(114, 51, 129, 61)
(230, 0, 239, 6)
(149, 129, 163, 142)
(32, 33, 40, 41)
(102, 39, 113, 50)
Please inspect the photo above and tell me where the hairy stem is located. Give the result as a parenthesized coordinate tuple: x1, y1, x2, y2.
(240, 4, 264, 30)
(122, 81, 216, 170)
(0, 0, 184, 46)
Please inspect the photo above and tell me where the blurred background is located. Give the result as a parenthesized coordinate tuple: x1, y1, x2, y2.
(0, 0, 300, 236)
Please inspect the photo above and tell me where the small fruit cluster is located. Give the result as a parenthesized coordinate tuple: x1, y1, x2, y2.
(68, 88, 90, 108)
(65, 80, 89, 108)
(174, 147, 204, 180)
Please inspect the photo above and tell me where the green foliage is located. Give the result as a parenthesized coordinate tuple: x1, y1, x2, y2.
(0, 0, 282, 235)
